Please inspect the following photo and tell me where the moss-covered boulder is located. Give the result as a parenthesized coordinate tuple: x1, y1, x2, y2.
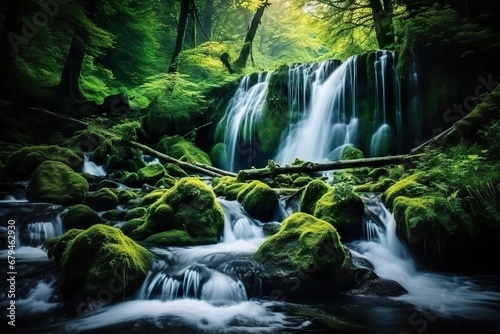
(300, 179, 331, 214)
(85, 188, 118, 211)
(129, 177, 224, 245)
(156, 135, 212, 165)
(26, 161, 89, 206)
(209, 143, 227, 169)
(120, 172, 141, 188)
(43, 224, 153, 298)
(137, 164, 166, 185)
(353, 178, 396, 193)
(341, 146, 365, 160)
(117, 189, 137, 205)
(6, 145, 83, 180)
(382, 172, 428, 208)
(62, 204, 102, 230)
(124, 207, 147, 221)
(165, 163, 189, 178)
(91, 140, 145, 172)
(212, 176, 247, 200)
(254, 212, 347, 277)
(237, 181, 278, 222)
(142, 230, 217, 247)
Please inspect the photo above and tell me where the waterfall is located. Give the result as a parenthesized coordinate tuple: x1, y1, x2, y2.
(83, 152, 106, 176)
(275, 58, 357, 164)
(25, 221, 57, 247)
(218, 198, 264, 243)
(217, 72, 271, 171)
(350, 193, 500, 321)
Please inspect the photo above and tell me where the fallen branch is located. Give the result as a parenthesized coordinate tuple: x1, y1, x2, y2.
(237, 155, 412, 182)
(182, 121, 213, 138)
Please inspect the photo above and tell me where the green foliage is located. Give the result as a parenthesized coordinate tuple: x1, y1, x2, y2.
(341, 146, 365, 160)
(156, 136, 212, 165)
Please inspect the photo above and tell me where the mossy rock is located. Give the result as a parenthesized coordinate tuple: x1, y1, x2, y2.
(106, 155, 126, 170)
(341, 146, 365, 160)
(43, 229, 84, 264)
(156, 135, 212, 166)
(313, 183, 365, 233)
(209, 143, 227, 169)
(300, 179, 331, 214)
(238, 181, 278, 222)
(121, 218, 145, 236)
(6, 145, 83, 180)
(154, 176, 176, 189)
(62, 204, 102, 230)
(129, 177, 224, 245)
(393, 196, 457, 245)
(354, 178, 396, 193)
(292, 176, 314, 188)
(383, 172, 428, 208)
(142, 230, 216, 247)
(85, 188, 118, 211)
(137, 164, 166, 185)
(26, 161, 89, 206)
(254, 212, 346, 276)
(165, 163, 189, 178)
(141, 189, 168, 206)
(117, 190, 137, 205)
(101, 209, 121, 221)
(43, 224, 153, 298)
(212, 176, 247, 200)
(124, 207, 147, 221)
(120, 172, 141, 188)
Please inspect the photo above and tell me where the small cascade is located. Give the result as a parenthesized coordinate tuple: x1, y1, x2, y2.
(139, 263, 247, 305)
(24, 221, 57, 247)
(350, 193, 500, 321)
(217, 72, 271, 171)
(218, 198, 264, 243)
(83, 152, 106, 176)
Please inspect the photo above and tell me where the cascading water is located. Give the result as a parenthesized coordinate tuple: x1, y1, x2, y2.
(350, 193, 500, 323)
(216, 72, 271, 171)
(275, 58, 358, 164)
(83, 152, 106, 176)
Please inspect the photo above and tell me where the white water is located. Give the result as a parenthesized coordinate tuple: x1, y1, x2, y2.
(83, 152, 106, 176)
(350, 193, 500, 323)
(217, 72, 271, 171)
(276, 58, 359, 165)
(17, 280, 60, 314)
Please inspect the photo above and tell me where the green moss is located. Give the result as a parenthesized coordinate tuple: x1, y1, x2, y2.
(121, 218, 145, 236)
(239, 181, 278, 222)
(86, 188, 118, 211)
(165, 163, 189, 178)
(120, 172, 140, 188)
(354, 178, 396, 193)
(137, 164, 166, 185)
(6, 145, 83, 180)
(62, 204, 102, 230)
(117, 190, 137, 205)
(209, 143, 227, 169)
(43, 229, 84, 264)
(156, 135, 212, 166)
(383, 172, 428, 208)
(26, 161, 89, 206)
(212, 176, 246, 200)
(292, 176, 314, 188)
(341, 146, 365, 160)
(141, 189, 168, 205)
(45, 224, 153, 298)
(106, 155, 126, 170)
(129, 177, 224, 245)
(300, 179, 331, 214)
(102, 210, 120, 221)
(142, 230, 216, 247)
(154, 176, 176, 189)
(313, 183, 365, 230)
(124, 207, 147, 221)
(254, 212, 346, 275)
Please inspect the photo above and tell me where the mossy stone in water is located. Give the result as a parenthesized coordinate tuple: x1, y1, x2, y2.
(382, 172, 428, 208)
(300, 178, 330, 214)
(212, 176, 247, 200)
(238, 181, 278, 222)
(120, 172, 140, 188)
(85, 188, 118, 211)
(62, 204, 102, 230)
(6, 145, 83, 180)
(165, 163, 189, 178)
(341, 146, 365, 160)
(43, 224, 153, 298)
(26, 161, 89, 206)
(142, 230, 216, 247)
(254, 212, 346, 276)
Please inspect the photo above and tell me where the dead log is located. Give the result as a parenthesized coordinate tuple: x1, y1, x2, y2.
(237, 155, 411, 182)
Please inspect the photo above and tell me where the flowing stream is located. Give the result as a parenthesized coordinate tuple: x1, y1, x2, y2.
(1, 191, 499, 333)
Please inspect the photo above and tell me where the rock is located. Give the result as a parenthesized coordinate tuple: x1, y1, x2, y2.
(382, 172, 428, 208)
(120, 172, 140, 188)
(26, 161, 89, 206)
(124, 207, 147, 221)
(300, 179, 330, 214)
(156, 135, 212, 166)
(62, 204, 102, 230)
(42, 224, 153, 299)
(237, 181, 278, 222)
(128, 177, 224, 245)
(99, 92, 130, 114)
(164, 163, 189, 178)
(137, 164, 166, 185)
(341, 146, 365, 160)
(85, 188, 118, 211)
(6, 145, 83, 180)
(346, 277, 407, 297)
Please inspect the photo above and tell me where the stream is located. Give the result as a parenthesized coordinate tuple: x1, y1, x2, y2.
(1, 185, 499, 334)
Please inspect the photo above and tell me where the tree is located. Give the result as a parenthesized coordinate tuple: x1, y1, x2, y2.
(232, 0, 270, 70)
(168, 0, 191, 73)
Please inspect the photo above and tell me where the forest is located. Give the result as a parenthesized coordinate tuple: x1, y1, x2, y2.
(1, 0, 500, 333)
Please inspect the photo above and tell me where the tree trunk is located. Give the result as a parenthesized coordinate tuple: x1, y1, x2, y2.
(0, 0, 22, 96)
(369, 0, 394, 49)
(237, 155, 412, 181)
(56, 0, 99, 100)
(168, 0, 191, 73)
(232, 0, 270, 70)
(200, 0, 213, 42)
